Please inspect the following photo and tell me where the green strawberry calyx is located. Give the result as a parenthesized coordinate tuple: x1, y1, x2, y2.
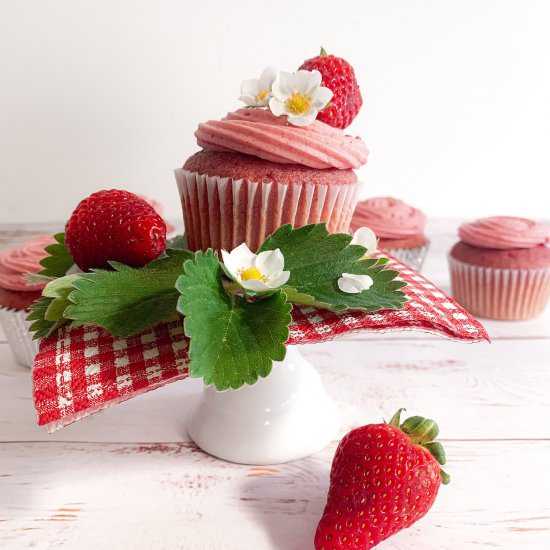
(320, 46, 328, 56)
(388, 408, 451, 485)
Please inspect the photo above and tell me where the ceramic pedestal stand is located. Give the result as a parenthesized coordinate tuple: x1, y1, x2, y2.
(187, 346, 339, 465)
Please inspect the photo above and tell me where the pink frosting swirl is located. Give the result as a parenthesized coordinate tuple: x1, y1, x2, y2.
(195, 108, 368, 170)
(459, 216, 550, 249)
(350, 197, 427, 238)
(0, 235, 55, 291)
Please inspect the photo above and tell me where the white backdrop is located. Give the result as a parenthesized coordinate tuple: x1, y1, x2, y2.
(1, 0, 549, 224)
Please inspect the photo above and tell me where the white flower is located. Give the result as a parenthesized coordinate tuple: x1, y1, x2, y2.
(351, 227, 378, 257)
(337, 273, 374, 294)
(221, 243, 290, 292)
(269, 69, 333, 126)
(239, 66, 278, 107)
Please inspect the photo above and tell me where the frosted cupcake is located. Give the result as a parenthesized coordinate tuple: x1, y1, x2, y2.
(0, 235, 54, 367)
(351, 197, 429, 271)
(175, 66, 368, 252)
(449, 216, 550, 320)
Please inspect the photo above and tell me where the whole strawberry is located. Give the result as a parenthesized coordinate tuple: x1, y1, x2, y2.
(65, 189, 167, 271)
(299, 48, 363, 129)
(315, 409, 449, 549)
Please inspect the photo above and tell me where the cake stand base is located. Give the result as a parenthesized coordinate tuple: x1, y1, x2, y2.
(187, 347, 339, 465)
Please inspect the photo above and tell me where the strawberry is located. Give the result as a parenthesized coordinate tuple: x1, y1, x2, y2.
(315, 409, 449, 549)
(299, 48, 363, 129)
(65, 189, 167, 271)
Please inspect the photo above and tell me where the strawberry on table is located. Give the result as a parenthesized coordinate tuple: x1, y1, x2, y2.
(315, 409, 449, 549)
(65, 189, 167, 271)
(299, 47, 363, 129)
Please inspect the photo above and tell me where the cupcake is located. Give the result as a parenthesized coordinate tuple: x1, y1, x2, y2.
(175, 65, 368, 252)
(449, 216, 550, 320)
(0, 235, 54, 367)
(350, 197, 429, 271)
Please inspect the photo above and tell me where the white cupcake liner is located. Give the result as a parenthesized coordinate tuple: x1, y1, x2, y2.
(448, 256, 550, 320)
(175, 169, 362, 252)
(0, 307, 39, 368)
(385, 242, 430, 272)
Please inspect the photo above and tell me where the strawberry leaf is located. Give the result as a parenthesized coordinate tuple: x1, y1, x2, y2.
(64, 249, 193, 337)
(258, 224, 407, 312)
(176, 250, 292, 391)
(38, 233, 74, 278)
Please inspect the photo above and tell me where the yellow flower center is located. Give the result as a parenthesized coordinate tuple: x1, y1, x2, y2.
(240, 267, 266, 282)
(285, 92, 312, 115)
(255, 89, 270, 103)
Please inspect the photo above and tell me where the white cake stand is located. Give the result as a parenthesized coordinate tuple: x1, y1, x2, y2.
(187, 346, 339, 465)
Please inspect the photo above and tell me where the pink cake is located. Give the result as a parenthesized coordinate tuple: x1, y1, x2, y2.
(175, 108, 368, 252)
(351, 197, 429, 271)
(0, 235, 54, 367)
(449, 216, 550, 320)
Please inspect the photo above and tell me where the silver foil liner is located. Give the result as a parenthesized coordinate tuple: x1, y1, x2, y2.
(385, 242, 430, 272)
(0, 307, 38, 368)
(175, 169, 362, 252)
(448, 256, 550, 320)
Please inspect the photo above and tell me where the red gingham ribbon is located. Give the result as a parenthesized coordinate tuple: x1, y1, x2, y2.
(33, 254, 488, 431)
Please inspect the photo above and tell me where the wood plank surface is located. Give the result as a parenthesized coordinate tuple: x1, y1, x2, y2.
(1, 221, 549, 549)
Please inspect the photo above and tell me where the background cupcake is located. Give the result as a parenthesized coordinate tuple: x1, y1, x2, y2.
(449, 216, 550, 320)
(0, 235, 54, 367)
(350, 196, 429, 271)
(175, 60, 368, 253)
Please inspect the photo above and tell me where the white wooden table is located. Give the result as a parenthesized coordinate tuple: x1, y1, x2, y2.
(1, 220, 549, 549)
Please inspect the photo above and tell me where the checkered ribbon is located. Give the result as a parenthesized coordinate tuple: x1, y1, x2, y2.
(33, 254, 488, 431)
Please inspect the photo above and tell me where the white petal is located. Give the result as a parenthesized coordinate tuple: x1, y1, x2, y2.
(239, 94, 258, 106)
(272, 71, 292, 98)
(241, 278, 271, 292)
(337, 273, 374, 294)
(290, 69, 319, 93)
(287, 111, 318, 127)
(222, 243, 256, 277)
(269, 97, 287, 117)
(256, 248, 285, 275)
(259, 66, 278, 89)
(268, 270, 290, 288)
(351, 227, 378, 256)
(240, 78, 261, 97)
(306, 69, 323, 93)
(312, 86, 333, 109)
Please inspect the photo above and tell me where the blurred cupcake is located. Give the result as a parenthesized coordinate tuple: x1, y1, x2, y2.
(351, 197, 429, 271)
(0, 235, 54, 367)
(449, 216, 550, 320)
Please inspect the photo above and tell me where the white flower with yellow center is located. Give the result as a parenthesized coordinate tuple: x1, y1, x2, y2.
(239, 67, 278, 107)
(221, 243, 290, 292)
(351, 226, 378, 257)
(269, 69, 333, 126)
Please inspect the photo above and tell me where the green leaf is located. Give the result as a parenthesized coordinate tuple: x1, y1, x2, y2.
(27, 297, 66, 339)
(176, 250, 292, 391)
(258, 224, 407, 312)
(64, 249, 194, 337)
(38, 233, 74, 278)
(166, 234, 188, 251)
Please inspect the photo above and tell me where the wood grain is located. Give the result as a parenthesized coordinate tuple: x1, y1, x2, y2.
(1, 220, 549, 549)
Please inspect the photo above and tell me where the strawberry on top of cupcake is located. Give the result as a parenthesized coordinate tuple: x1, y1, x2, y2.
(449, 216, 550, 320)
(176, 49, 369, 253)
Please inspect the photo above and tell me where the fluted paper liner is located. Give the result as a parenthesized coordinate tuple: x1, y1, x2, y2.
(0, 307, 38, 368)
(449, 256, 550, 320)
(175, 169, 361, 252)
(386, 242, 430, 272)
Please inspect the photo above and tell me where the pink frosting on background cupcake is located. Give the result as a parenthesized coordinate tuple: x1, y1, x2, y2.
(195, 108, 368, 170)
(0, 235, 55, 291)
(350, 197, 427, 238)
(459, 216, 550, 250)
